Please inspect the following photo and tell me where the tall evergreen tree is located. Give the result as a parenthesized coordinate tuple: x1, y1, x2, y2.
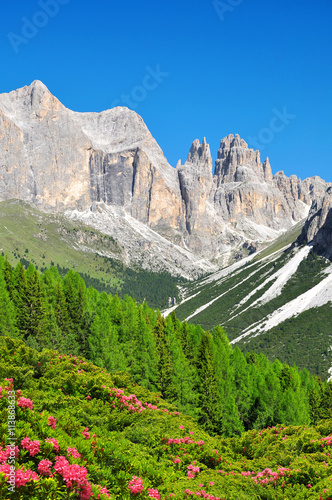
(196, 331, 222, 434)
(0, 258, 18, 337)
(88, 293, 127, 372)
(165, 315, 197, 414)
(154, 315, 176, 400)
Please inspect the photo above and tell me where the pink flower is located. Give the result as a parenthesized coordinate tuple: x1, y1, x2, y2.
(67, 447, 81, 459)
(86, 395, 91, 400)
(0, 464, 39, 487)
(38, 459, 53, 476)
(128, 476, 144, 494)
(0, 445, 19, 464)
(48, 416, 57, 429)
(17, 397, 33, 410)
(148, 488, 160, 499)
(97, 485, 111, 498)
(54, 456, 92, 499)
(209, 481, 215, 486)
(179, 425, 184, 430)
(82, 427, 90, 440)
(45, 438, 59, 453)
(21, 437, 40, 457)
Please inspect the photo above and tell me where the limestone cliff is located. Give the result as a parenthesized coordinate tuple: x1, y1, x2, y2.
(298, 187, 332, 258)
(0, 81, 330, 271)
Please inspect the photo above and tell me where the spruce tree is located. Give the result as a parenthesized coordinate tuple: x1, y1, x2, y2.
(154, 315, 176, 401)
(0, 259, 18, 337)
(88, 293, 127, 372)
(196, 330, 222, 434)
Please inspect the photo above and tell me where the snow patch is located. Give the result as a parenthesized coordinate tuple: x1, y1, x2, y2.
(232, 264, 332, 344)
(231, 246, 312, 316)
(328, 367, 332, 383)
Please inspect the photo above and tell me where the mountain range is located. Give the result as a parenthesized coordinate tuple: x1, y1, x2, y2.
(1, 80, 332, 378)
(1, 80, 331, 275)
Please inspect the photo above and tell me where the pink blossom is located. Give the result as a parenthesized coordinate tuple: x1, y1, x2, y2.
(0, 464, 39, 487)
(48, 416, 57, 429)
(21, 437, 40, 457)
(68, 447, 81, 459)
(17, 397, 33, 410)
(82, 427, 90, 440)
(38, 459, 53, 476)
(97, 485, 111, 498)
(128, 476, 144, 494)
(45, 438, 59, 453)
(148, 488, 160, 499)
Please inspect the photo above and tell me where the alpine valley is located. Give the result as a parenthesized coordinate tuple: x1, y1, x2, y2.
(2, 81, 332, 500)
(1, 80, 332, 382)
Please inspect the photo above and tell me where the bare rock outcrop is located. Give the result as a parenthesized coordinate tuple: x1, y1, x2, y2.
(0, 81, 331, 271)
(298, 187, 332, 258)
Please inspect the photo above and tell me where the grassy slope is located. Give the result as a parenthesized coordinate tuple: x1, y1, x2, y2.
(1, 336, 332, 500)
(236, 304, 332, 378)
(172, 232, 332, 378)
(0, 200, 180, 309)
(174, 220, 306, 328)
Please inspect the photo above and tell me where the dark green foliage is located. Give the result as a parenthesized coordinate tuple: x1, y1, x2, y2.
(55, 259, 182, 309)
(0, 255, 328, 437)
(237, 304, 332, 379)
(1, 336, 332, 499)
(196, 331, 222, 433)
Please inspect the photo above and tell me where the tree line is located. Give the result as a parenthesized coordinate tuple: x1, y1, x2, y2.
(0, 256, 330, 436)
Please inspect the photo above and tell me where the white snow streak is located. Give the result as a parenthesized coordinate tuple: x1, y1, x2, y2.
(328, 367, 332, 383)
(231, 264, 332, 344)
(231, 246, 312, 317)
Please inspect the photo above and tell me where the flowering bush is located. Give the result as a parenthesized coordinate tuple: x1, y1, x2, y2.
(1, 336, 332, 500)
(17, 397, 33, 410)
(128, 475, 144, 494)
(47, 416, 57, 429)
(21, 437, 40, 457)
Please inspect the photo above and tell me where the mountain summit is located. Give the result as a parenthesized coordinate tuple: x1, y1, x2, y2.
(0, 81, 331, 273)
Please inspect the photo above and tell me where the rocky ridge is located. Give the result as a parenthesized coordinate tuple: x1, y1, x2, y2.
(298, 186, 332, 258)
(0, 81, 331, 275)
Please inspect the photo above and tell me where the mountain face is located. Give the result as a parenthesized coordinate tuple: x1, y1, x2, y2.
(0, 80, 331, 274)
(299, 187, 332, 259)
(165, 224, 332, 379)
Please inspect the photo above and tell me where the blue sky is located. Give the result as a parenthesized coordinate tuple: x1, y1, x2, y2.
(1, 0, 331, 181)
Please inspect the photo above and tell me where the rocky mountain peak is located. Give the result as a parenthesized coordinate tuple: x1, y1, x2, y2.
(184, 137, 213, 172)
(0, 79, 62, 123)
(262, 157, 273, 182)
(0, 81, 331, 272)
(214, 133, 271, 184)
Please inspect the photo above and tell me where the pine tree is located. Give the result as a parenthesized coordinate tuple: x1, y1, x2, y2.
(88, 293, 127, 372)
(196, 331, 222, 434)
(63, 272, 90, 356)
(229, 347, 252, 431)
(128, 309, 158, 390)
(0, 258, 18, 337)
(2, 256, 16, 301)
(26, 268, 51, 349)
(154, 315, 176, 401)
(13, 262, 31, 338)
(165, 315, 197, 414)
(212, 328, 244, 435)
